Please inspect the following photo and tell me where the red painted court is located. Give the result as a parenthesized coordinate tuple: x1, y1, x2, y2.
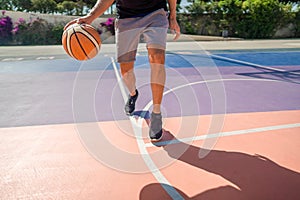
(1, 110, 300, 199)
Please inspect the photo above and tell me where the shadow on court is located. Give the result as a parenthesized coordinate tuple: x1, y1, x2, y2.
(210, 54, 300, 84)
(139, 131, 300, 200)
(237, 70, 300, 85)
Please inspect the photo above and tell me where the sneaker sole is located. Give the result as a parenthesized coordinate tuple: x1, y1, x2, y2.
(150, 132, 163, 142)
(125, 110, 134, 116)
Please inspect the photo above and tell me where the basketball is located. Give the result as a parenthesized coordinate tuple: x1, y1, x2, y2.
(62, 23, 101, 60)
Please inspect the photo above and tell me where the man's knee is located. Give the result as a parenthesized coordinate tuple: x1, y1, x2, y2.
(120, 62, 134, 76)
(148, 48, 165, 64)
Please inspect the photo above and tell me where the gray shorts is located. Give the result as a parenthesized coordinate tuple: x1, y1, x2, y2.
(115, 8, 169, 63)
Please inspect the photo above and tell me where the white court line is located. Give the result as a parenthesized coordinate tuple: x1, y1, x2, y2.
(143, 77, 279, 113)
(110, 57, 184, 200)
(36, 56, 55, 60)
(140, 77, 298, 147)
(111, 54, 297, 198)
(209, 53, 300, 75)
(145, 123, 300, 147)
(2, 57, 24, 61)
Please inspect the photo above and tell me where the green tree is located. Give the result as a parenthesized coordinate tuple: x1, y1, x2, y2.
(57, 0, 76, 15)
(182, 0, 296, 38)
(14, 0, 33, 11)
(84, 0, 97, 9)
(186, 0, 207, 14)
(0, 0, 14, 10)
(238, 0, 293, 38)
(31, 0, 57, 14)
(278, 0, 299, 2)
(214, 0, 295, 38)
(74, 0, 86, 15)
(294, 7, 300, 36)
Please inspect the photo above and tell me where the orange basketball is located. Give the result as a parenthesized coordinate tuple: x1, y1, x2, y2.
(62, 23, 101, 60)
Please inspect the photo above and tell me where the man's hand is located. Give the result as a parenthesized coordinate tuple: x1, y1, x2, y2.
(64, 0, 114, 30)
(64, 15, 94, 30)
(167, 0, 180, 41)
(169, 17, 180, 41)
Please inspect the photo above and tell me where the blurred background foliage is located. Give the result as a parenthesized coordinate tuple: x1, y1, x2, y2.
(0, 0, 299, 45)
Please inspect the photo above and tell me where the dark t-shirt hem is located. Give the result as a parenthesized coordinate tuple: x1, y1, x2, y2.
(116, 0, 167, 19)
(117, 8, 167, 19)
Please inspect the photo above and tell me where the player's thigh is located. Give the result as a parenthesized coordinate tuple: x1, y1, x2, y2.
(115, 18, 142, 63)
(143, 9, 169, 52)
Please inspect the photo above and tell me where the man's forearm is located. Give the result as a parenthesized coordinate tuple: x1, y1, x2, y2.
(167, 0, 177, 19)
(87, 0, 115, 21)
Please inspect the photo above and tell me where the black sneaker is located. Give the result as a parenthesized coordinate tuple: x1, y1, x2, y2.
(149, 112, 163, 142)
(124, 89, 138, 116)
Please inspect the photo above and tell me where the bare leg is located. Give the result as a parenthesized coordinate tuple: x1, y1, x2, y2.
(148, 48, 166, 114)
(120, 62, 136, 96)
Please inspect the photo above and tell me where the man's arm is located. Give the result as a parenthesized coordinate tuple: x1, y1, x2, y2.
(64, 0, 115, 30)
(167, 0, 177, 20)
(167, 0, 180, 40)
(86, 0, 115, 22)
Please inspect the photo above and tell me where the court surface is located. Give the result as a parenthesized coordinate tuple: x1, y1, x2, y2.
(0, 39, 300, 199)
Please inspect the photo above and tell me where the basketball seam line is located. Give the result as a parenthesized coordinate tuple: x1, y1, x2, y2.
(69, 32, 76, 59)
(80, 26, 100, 52)
(65, 30, 74, 58)
(76, 32, 98, 57)
(73, 27, 89, 59)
